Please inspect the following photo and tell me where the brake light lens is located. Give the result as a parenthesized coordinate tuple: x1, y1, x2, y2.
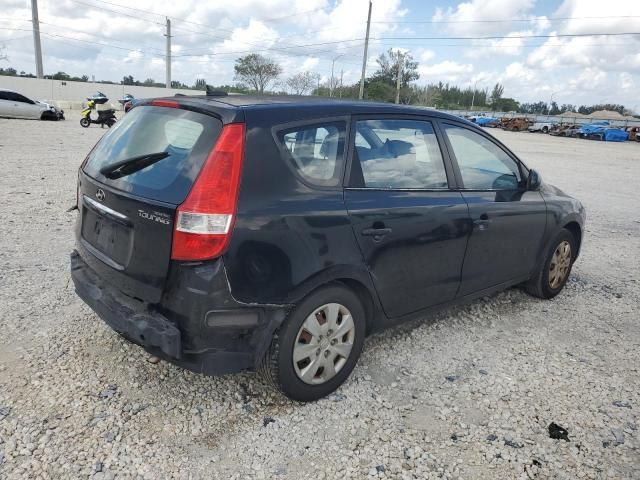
(171, 123, 245, 261)
(151, 99, 180, 108)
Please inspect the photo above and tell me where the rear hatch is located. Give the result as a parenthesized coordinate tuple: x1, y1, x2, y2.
(77, 104, 223, 302)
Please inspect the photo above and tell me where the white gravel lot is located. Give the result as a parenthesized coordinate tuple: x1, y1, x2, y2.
(0, 114, 639, 480)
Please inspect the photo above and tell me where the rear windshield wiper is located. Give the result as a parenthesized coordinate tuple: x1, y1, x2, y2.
(99, 151, 170, 180)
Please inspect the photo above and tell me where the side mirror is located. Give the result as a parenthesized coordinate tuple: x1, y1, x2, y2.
(527, 169, 542, 191)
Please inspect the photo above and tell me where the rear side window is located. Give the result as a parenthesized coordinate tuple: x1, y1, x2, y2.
(277, 121, 346, 187)
(352, 119, 448, 189)
(83, 106, 222, 204)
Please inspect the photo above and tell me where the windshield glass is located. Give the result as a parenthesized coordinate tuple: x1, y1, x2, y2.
(83, 106, 221, 204)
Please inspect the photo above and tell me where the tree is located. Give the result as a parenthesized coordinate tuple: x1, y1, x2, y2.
(371, 49, 419, 88)
(367, 81, 396, 102)
(193, 78, 207, 90)
(50, 71, 70, 80)
(489, 83, 504, 110)
(234, 53, 282, 94)
(0, 67, 17, 76)
(122, 75, 135, 85)
(286, 71, 319, 95)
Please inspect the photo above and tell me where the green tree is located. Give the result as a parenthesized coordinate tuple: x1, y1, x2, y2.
(50, 71, 71, 80)
(367, 80, 396, 102)
(371, 49, 419, 88)
(489, 83, 504, 110)
(234, 53, 282, 94)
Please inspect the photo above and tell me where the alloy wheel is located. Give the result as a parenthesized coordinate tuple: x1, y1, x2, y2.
(549, 240, 572, 289)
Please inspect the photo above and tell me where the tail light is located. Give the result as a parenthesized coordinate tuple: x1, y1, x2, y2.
(171, 123, 246, 261)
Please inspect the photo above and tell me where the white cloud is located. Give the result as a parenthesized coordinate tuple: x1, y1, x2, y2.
(213, 20, 279, 55)
(418, 49, 435, 62)
(419, 61, 473, 82)
(432, 0, 536, 35)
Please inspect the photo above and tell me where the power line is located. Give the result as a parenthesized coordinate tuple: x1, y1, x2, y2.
(62, 0, 348, 64)
(372, 15, 640, 24)
(172, 31, 640, 57)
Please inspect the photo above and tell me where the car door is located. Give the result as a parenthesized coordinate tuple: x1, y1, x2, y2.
(344, 116, 470, 319)
(0, 91, 13, 117)
(13, 93, 41, 119)
(439, 122, 547, 296)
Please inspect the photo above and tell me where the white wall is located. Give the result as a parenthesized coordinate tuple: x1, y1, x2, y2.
(0, 76, 199, 110)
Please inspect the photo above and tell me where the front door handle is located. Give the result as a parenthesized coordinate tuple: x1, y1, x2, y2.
(361, 227, 392, 237)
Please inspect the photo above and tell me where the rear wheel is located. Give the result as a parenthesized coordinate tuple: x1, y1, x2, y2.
(79, 117, 90, 128)
(526, 229, 576, 299)
(260, 285, 366, 402)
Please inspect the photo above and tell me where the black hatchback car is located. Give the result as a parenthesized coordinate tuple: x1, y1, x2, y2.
(71, 95, 585, 401)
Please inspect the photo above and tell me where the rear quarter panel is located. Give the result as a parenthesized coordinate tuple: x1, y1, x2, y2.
(224, 108, 375, 307)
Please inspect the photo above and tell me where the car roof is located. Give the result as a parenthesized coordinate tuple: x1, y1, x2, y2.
(157, 94, 473, 123)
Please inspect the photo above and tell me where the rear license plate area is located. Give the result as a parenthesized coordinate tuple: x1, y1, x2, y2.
(81, 208, 132, 266)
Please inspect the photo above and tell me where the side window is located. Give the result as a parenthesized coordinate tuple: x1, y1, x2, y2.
(0, 91, 8, 101)
(353, 118, 448, 189)
(442, 124, 522, 190)
(14, 94, 32, 104)
(278, 121, 345, 187)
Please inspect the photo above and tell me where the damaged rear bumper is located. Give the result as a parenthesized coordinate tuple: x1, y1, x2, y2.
(70, 250, 289, 376)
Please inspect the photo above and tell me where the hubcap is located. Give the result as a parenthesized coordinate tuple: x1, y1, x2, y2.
(293, 303, 355, 385)
(549, 240, 572, 289)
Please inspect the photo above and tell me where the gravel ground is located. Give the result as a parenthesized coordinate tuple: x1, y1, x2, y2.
(0, 114, 638, 479)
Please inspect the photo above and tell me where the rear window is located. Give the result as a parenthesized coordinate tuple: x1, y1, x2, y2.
(83, 106, 222, 204)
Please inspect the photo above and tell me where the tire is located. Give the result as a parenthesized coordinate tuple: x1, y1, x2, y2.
(80, 117, 90, 128)
(542, 127, 549, 134)
(526, 228, 576, 299)
(260, 285, 366, 402)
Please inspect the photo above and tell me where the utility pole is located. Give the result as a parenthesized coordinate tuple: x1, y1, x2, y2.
(358, 0, 372, 100)
(165, 17, 171, 88)
(470, 80, 478, 111)
(395, 52, 403, 104)
(339, 69, 343, 98)
(330, 54, 343, 97)
(31, 0, 44, 78)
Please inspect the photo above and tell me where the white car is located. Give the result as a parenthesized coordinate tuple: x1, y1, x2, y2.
(528, 121, 556, 133)
(0, 89, 64, 120)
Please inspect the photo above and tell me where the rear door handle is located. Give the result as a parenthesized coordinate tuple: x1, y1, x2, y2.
(361, 227, 392, 237)
(473, 213, 491, 229)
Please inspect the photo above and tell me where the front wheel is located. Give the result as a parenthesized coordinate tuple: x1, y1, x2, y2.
(79, 117, 90, 128)
(260, 285, 366, 402)
(526, 229, 576, 299)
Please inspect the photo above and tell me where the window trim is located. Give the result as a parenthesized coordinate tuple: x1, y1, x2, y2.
(438, 120, 529, 192)
(271, 115, 351, 191)
(344, 114, 457, 192)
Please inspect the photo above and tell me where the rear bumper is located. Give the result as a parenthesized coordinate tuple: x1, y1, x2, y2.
(70, 250, 289, 375)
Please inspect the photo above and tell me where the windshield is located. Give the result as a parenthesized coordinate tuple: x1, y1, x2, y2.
(83, 106, 222, 204)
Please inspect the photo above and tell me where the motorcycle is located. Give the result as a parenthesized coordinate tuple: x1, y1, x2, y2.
(80, 99, 117, 128)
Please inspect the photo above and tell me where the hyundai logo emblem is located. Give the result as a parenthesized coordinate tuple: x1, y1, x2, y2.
(96, 189, 105, 202)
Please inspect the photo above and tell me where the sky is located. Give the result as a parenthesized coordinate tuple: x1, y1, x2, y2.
(1, 0, 639, 108)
